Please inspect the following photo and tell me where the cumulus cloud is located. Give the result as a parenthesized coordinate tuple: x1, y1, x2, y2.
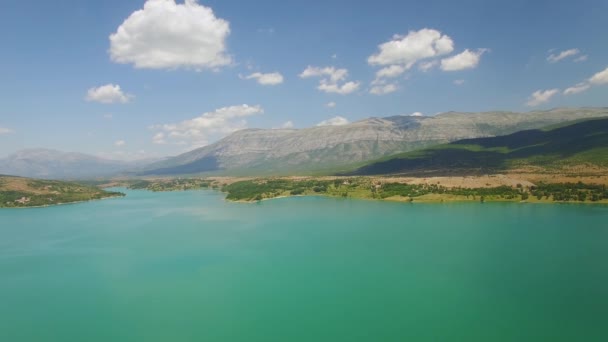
(589, 66, 608, 85)
(368, 28, 483, 90)
(326, 101, 336, 108)
(410, 112, 424, 117)
(418, 60, 438, 72)
(114, 140, 126, 147)
(300, 66, 360, 94)
(453, 79, 465, 85)
(151, 104, 263, 147)
(574, 55, 588, 63)
(244, 72, 284, 85)
(0, 126, 13, 135)
(441, 49, 487, 71)
(526, 89, 559, 107)
(300, 66, 348, 83)
(279, 121, 294, 129)
(316, 116, 350, 127)
(563, 83, 590, 95)
(368, 28, 454, 67)
(109, 0, 231, 70)
(547, 48, 580, 63)
(152, 132, 167, 144)
(86, 84, 132, 104)
(370, 83, 398, 95)
(375, 65, 406, 79)
(561, 66, 608, 97)
(318, 80, 360, 94)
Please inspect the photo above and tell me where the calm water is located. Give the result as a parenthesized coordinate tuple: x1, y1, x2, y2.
(1, 189, 608, 341)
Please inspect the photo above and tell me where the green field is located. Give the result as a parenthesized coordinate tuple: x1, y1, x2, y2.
(221, 178, 608, 204)
(0, 176, 124, 208)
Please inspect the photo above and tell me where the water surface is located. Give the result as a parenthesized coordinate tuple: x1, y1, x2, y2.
(1, 189, 607, 341)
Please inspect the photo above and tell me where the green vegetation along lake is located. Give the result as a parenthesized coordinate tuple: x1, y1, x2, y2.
(1, 189, 608, 341)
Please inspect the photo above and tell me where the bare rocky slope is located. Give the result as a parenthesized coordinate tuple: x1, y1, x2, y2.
(142, 107, 608, 176)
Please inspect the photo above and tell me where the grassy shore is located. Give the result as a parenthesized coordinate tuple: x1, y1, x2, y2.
(218, 176, 608, 204)
(84, 174, 608, 205)
(0, 176, 125, 208)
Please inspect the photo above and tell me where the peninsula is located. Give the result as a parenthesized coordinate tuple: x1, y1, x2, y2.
(0, 175, 125, 208)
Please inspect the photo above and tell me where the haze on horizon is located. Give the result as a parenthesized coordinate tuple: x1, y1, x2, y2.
(1, 0, 607, 160)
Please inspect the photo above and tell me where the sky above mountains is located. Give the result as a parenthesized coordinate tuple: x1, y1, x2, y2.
(1, 0, 607, 159)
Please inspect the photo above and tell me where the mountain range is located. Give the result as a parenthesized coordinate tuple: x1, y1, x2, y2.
(141, 107, 608, 176)
(350, 117, 608, 176)
(0, 149, 153, 179)
(2, 107, 608, 179)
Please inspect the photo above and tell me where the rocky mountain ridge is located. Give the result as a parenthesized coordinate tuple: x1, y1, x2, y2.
(142, 107, 608, 176)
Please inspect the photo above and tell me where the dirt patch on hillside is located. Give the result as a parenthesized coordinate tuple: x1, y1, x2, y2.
(374, 174, 536, 188)
(0, 177, 48, 194)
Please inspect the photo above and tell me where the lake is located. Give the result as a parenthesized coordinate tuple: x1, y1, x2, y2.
(1, 189, 608, 341)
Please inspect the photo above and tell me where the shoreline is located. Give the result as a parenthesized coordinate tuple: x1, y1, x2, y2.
(11, 173, 607, 208)
(110, 175, 608, 206)
(226, 192, 608, 205)
(0, 194, 125, 209)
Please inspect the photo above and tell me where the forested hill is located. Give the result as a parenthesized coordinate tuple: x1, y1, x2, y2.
(350, 118, 608, 176)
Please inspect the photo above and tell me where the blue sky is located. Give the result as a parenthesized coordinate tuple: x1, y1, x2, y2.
(1, 0, 607, 159)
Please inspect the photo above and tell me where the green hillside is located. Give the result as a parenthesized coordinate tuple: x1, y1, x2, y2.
(0, 175, 125, 208)
(350, 118, 608, 176)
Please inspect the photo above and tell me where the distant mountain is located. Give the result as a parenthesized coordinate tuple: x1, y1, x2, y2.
(141, 107, 608, 176)
(349, 117, 608, 176)
(0, 149, 154, 179)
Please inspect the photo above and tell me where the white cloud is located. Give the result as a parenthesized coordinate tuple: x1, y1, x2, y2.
(453, 79, 465, 85)
(272, 121, 294, 129)
(547, 48, 580, 63)
(574, 55, 588, 63)
(318, 80, 360, 94)
(300, 66, 360, 94)
(370, 83, 398, 95)
(326, 101, 336, 108)
(589, 66, 608, 85)
(440, 49, 487, 71)
(418, 60, 438, 72)
(86, 84, 132, 104)
(563, 83, 590, 95)
(152, 104, 263, 147)
(526, 89, 559, 107)
(152, 132, 167, 144)
(375, 65, 406, 79)
(560, 66, 608, 97)
(368, 29, 484, 91)
(244, 72, 284, 85)
(368, 28, 454, 67)
(410, 112, 424, 117)
(109, 0, 231, 70)
(280, 121, 294, 129)
(316, 116, 350, 127)
(300, 66, 348, 83)
(114, 140, 126, 147)
(0, 126, 13, 135)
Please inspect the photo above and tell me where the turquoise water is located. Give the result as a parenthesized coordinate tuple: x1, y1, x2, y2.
(1, 189, 608, 341)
